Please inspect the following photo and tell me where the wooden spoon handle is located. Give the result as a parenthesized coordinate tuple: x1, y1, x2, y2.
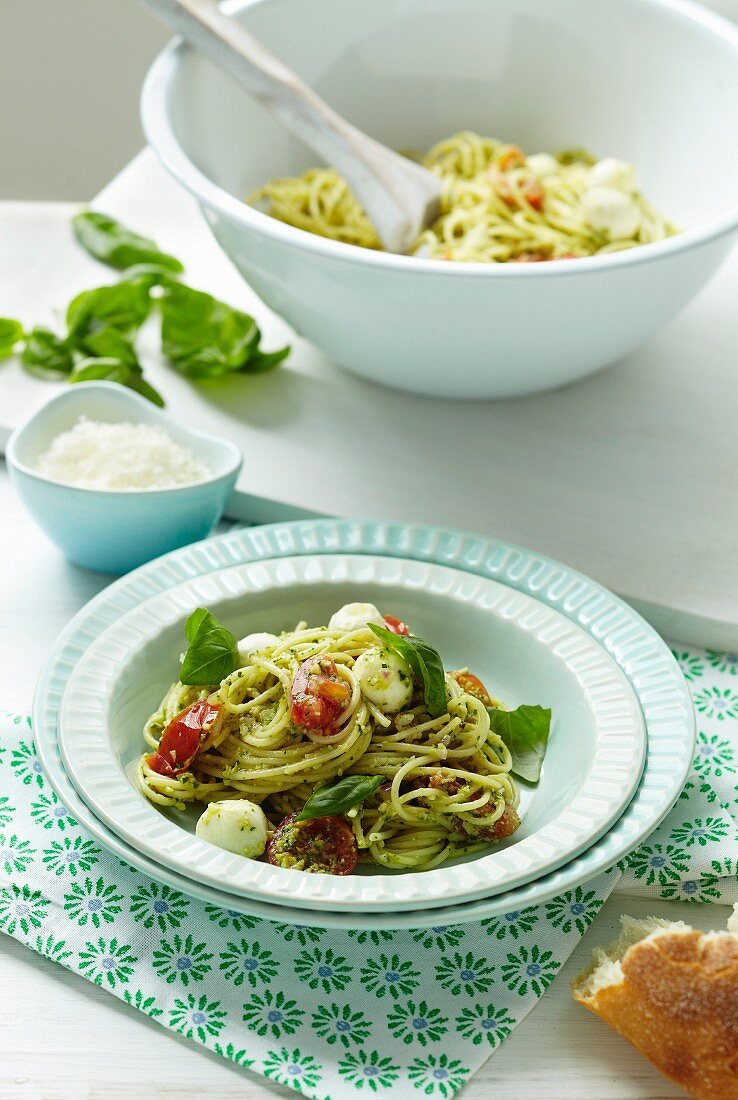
(142, 0, 441, 252)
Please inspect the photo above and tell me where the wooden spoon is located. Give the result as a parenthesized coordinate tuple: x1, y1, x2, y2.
(142, 0, 443, 253)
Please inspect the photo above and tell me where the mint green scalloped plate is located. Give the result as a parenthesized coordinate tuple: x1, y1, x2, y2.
(34, 520, 694, 929)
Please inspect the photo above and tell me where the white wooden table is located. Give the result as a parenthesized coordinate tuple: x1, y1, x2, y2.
(0, 451, 727, 1100)
(0, 413, 725, 1100)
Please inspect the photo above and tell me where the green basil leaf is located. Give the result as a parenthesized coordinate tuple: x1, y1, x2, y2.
(160, 283, 261, 378)
(185, 607, 209, 642)
(20, 327, 73, 378)
(297, 775, 384, 821)
(487, 704, 552, 783)
(72, 211, 184, 274)
(0, 318, 24, 360)
(126, 374, 166, 408)
(555, 147, 596, 166)
(78, 325, 138, 365)
(69, 356, 165, 408)
(242, 344, 292, 374)
(70, 356, 133, 385)
(369, 625, 447, 717)
(66, 279, 152, 340)
(180, 607, 238, 686)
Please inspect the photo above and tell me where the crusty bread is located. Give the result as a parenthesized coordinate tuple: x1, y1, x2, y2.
(572, 911, 738, 1100)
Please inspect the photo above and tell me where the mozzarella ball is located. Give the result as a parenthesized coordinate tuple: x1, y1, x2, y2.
(729, 904, 738, 934)
(354, 647, 414, 713)
(237, 632, 279, 666)
(195, 799, 268, 859)
(586, 157, 638, 194)
(526, 153, 558, 178)
(329, 602, 385, 633)
(582, 187, 641, 240)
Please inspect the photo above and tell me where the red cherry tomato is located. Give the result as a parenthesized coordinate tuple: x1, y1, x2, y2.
(497, 177, 544, 211)
(454, 672, 493, 706)
(384, 614, 410, 637)
(266, 812, 358, 874)
(289, 656, 352, 733)
(146, 699, 221, 777)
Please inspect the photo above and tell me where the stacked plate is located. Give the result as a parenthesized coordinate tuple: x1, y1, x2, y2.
(35, 520, 695, 929)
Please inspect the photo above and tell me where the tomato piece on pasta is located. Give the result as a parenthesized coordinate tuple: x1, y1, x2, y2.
(289, 656, 352, 732)
(146, 699, 221, 776)
(266, 812, 358, 874)
(454, 672, 493, 706)
(383, 614, 410, 636)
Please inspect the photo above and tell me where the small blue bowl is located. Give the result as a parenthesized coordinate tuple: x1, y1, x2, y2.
(7, 382, 242, 574)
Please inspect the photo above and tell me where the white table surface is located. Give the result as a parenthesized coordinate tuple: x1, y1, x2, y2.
(0, 429, 725, 1100)
(0, 457, 727, 1100)
(4, 160, 738, 651)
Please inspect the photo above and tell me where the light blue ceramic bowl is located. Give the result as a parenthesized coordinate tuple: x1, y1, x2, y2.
(6, 382, 242, 574)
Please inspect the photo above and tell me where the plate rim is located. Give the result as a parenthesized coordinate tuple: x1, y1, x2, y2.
(57, 552, 647, 911)
(34, 518, 695, 928)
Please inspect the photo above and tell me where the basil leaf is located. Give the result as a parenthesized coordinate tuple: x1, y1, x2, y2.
(185, 607, 209, 642)
(69, 356, 165, 408)
(0, 318, 24, 360)
(298, 775, 384, 821)
(555, 147, 596, 166)
(72, 211, 184, 274)
(161, 283, 261, 378)
(180, 607, 238, 686)
(66, 279, 152, 340)
(78, 325, 138, 364)
(487, 704, 552, 783)
(243, 344, 292, 374)
(369, 625, 447, 717)
(20, 327, 73, 378)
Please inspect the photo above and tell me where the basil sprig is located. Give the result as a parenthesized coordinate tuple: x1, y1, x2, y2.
(298, 775, 384, 821)
(179, 607, 238, 686)
(369, 624, 447, 717)
(72, 211, 184, 273)
(2, 212, 290, 407)
(487, 704, 551, 783)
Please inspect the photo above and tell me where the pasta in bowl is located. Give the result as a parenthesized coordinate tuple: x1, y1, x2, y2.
(58, 554, 647, 911)
(137, 601, 537, 874)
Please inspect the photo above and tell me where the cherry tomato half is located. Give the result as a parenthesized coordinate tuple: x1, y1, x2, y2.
(289, 656, 352, 733)
(384, 614, 410, 636)
(146, 699, 221, 777)
(454, 672, 493, 706)
(266, 812, 358, 874)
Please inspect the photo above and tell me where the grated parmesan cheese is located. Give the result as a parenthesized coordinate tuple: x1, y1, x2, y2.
(35, 417, 211, 491)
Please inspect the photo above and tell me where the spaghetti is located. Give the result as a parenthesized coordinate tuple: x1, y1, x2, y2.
(249, 131, 678, 262)
(137, 605, 521, 872)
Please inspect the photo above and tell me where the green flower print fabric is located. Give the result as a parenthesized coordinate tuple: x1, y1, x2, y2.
(1, 644, 737, 1099)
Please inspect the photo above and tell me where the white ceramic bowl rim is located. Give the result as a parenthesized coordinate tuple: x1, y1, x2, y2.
(141, 0, 738, 278)
(33, 519, 695, 927)
(6, 381, 243, 497)
(58, 552, 647, 911)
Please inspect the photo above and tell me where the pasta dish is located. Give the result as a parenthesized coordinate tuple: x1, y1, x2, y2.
(137, 601, 551, 875)
(250, 131, 678, 263)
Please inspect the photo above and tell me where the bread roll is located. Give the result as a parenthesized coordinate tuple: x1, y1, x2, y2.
(571, 912, 738, 1100)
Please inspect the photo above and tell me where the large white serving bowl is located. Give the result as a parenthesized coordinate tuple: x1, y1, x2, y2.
(57, 554, 646, 913)
(141, 0, 738, 399)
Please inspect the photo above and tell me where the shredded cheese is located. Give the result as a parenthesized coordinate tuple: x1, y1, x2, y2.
(35, 417, 210, 491)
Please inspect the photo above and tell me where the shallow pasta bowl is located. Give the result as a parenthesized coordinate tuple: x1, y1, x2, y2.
(58, 552, 646, 912)
(141, 0, 738, 398)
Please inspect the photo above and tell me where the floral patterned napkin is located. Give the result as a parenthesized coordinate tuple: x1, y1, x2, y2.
(1, 643, 737, 1099)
